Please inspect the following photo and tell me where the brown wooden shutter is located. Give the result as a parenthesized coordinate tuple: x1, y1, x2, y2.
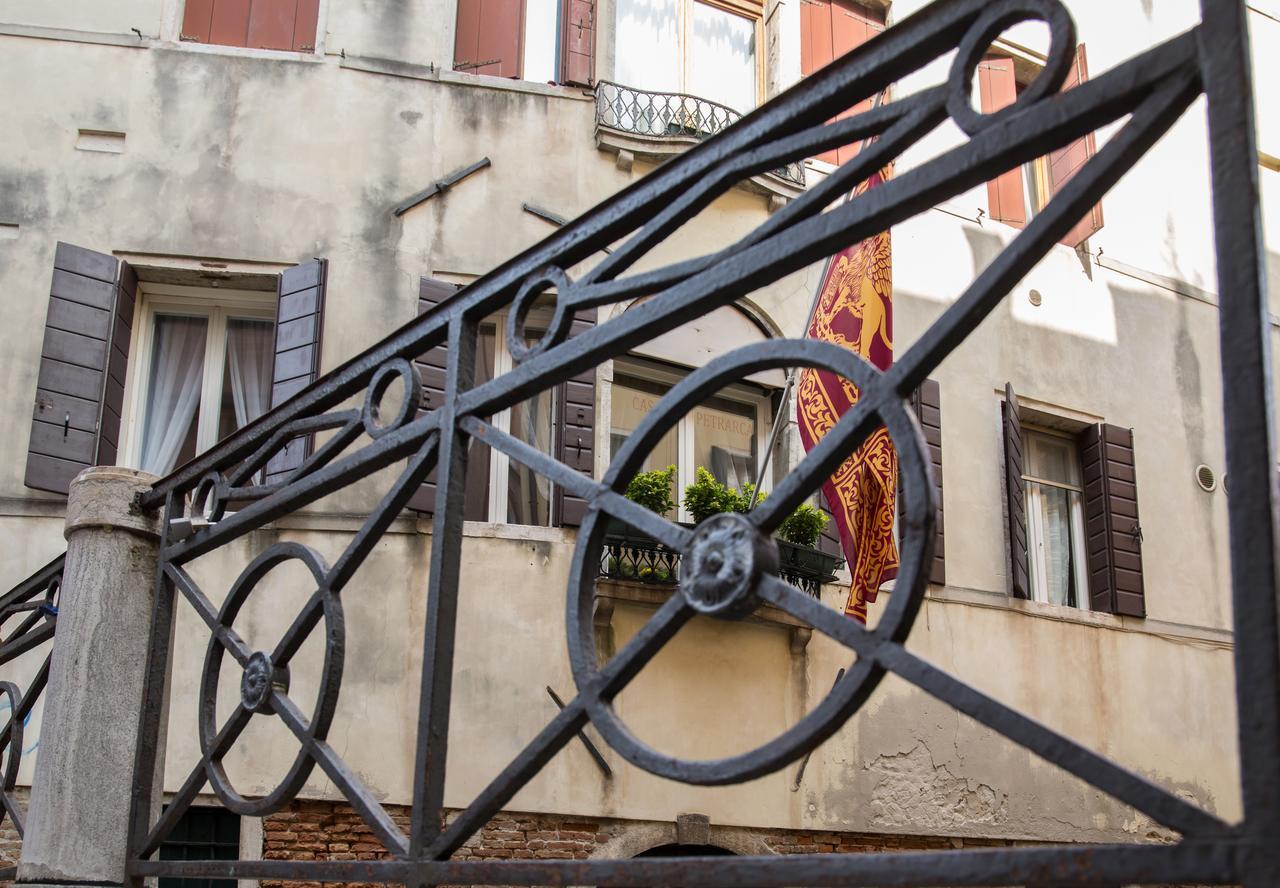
(211, 0, 251, 47)
(978, 56, 1027, 228)
(800, 0, 882, 165)
(180, 0, 216, 42)
(265, 258, 326, 484)
(408, 279, 491, 520)
(454, 0, 522, 78)
(1049, 44, 1103, 247)
(25, 243, 133, 494)
(816, 501, 842, 558)
(554, 308, 597, 527)
(1002, 383, 1030, 599)
(911, 379, 945, 586)
(247, 0, 320, 50)
(560, 0, 595, 86)
(1079, 423, 1145, 617)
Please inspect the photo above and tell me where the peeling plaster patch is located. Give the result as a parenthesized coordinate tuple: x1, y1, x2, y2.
(400, 110, 423, 126)
(867, 743, 1008, 829)
(1121, 788, 1198, 843)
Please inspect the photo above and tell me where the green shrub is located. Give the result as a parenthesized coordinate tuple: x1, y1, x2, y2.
(683, 467, 766, 523)
(777, 503, 830, 548)
(624, 465, 677, 515)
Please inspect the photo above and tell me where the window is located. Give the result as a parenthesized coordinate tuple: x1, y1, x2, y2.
(157, 805, 239, 888)
(799, 0, 885, 164)
(453, 0, 596, 85)
(124, 288, 275, 477)
(179, 0, 321, 52)
(610, 359, 771, 523)
(614, 0, 762, 112)
(1021, 429, 1090, 609)
(978, 46, 1104, 246)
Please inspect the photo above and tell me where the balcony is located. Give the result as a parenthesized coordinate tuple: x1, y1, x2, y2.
(594, 81, 806, 200)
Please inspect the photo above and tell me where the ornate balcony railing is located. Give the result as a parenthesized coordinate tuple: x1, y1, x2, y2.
(122, 1, 1273, 885)
(600, 520, 842, 597)
(595, 80, 807, 187)
(0, 553, 62, 856)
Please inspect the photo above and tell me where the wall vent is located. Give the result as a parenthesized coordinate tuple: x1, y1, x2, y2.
(1196, 464, 1217, 492)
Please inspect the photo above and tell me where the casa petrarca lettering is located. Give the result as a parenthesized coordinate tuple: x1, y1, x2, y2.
(630, 394, 754, 439)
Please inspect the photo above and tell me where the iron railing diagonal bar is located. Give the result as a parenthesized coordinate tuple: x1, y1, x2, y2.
(0, 620, 55, 665)
(2, 604, 51, 648)
(278, 413, 368, 489)
(162, 418, 441, 564)
(136, 705, 252, 858)
(458, 416, 692, 550)
(754, 575, 1233, 839)
(0, 554, 64, 616)
(224, 409, 363, 490)
(165, 563, 252, 667)
(0, 792, 22, 838)
(752, 67, 1203, 530)
(0, 654, 50, 757)
(457, 31, 1200, 422)
(270, 686, 410, 856)
(430, 593, 694, 859)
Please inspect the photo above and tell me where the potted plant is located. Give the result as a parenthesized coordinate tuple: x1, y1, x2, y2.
(603, 466, 679, 583)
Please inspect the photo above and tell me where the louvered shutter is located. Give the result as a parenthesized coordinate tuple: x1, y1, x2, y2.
(978, 57, 1027, 228)
(1002, 383, 1030, 599)
(1049, 44, 1103, 247)
(453, 0, 522, 78)
(25, 243, 134, 495)
(560, 0, 595, 86)
(554, 308, 597, 527)
(911, 379, 945, 586)
(408, 279, 491, 520)
(265, 259, 326, 484)
(800, 0, 883, 165)
(247, 0, 320, 51)
(1079, 423, 1145, 617)
(817, 501, 842, 558)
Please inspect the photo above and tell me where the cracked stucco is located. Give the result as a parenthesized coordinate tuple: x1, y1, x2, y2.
(866, 743, 1008, 830)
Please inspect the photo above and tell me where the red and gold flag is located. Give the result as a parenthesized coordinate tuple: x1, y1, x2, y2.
(795, 167, 897, 623)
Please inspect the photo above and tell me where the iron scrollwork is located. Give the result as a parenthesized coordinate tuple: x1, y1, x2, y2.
(126, 0, 1273, 884)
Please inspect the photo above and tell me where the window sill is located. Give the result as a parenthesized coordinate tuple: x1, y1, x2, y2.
(338, 54, 593, 102)
(157, 39, 323, 64)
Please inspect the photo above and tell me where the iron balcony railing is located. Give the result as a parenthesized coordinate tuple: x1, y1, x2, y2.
(595, 80, 807, 187)
(0, 552, 63, 862)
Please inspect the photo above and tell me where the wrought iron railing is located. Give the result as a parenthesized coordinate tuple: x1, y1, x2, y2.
(0, 554, 62, 856)
(600, 522, 841, 597)
(122, 1, 1273, 885)
(595, 80, 807, 187)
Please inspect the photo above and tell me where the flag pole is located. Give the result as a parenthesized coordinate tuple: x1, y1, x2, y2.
(747, 88, 889, 510)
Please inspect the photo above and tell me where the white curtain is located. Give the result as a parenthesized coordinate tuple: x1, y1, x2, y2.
(140, 316, 207, 475)
(226, 319, 273, 427)
(508, 389, 555, 525)
(688, 2, 757, 112)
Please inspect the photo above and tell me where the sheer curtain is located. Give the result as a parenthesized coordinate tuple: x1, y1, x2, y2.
(226, 319, 273, 427)
(140, 315, 207, 475)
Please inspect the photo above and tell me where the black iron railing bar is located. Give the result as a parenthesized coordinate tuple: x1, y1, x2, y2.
(164, 562, 253, 667)
(223, 408, 363, 492)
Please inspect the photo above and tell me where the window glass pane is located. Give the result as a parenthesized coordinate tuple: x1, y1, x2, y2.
(615, 0, 681, 94)
(217, 318, 274, 442)
(140, 314, 208, 476)
(507, 386, 555, 525)
(611, 377, 679, 516)
(523, 0, 559, 82)
(1029, 481, 1078, 607)
(693, 396, 756, 491)
(688, 2, 757, 112)
(1026, 432, 1080, 485)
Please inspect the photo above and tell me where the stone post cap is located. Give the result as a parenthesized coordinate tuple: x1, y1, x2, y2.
(65, 466, 163, 541)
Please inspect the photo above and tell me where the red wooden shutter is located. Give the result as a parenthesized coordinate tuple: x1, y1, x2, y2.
(978, 57, 1027, 228)
(554, 308, 597, 527)
(265, 259, 326, 483)
(210, 0, 252, 47)
(1002, 383, 1030, 599)
(911, 379, 945, 586)
(1079, 423, 1145, 617)
(1049, 44, 1103, 247)
(180, 0, 215, 42)
(800, 0, 882, 165)
(246, 0, 320, 50)
(454, 0, 523, 78)
(560, 0, 595, 86)
(26, 243, 133, 494)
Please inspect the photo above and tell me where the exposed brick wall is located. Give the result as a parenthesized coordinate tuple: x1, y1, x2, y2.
(258, 800, 1019, 887)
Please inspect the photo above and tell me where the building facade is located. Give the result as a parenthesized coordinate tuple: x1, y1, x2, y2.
(0, 0, 1277, 877)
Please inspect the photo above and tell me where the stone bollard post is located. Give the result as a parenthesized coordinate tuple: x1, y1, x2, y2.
(18, 467, 162, 887)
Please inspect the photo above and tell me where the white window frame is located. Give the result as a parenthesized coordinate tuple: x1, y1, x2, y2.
(612, 357, 773, 523)
(120, 284, 275, 472)
(1021, 427, 1091, 611)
